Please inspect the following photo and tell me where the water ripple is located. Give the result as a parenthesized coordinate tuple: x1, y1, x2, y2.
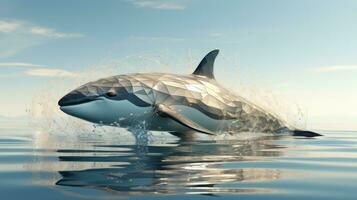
(1, 131, 357, 199)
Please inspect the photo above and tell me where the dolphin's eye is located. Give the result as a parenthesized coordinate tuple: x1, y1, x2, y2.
(106, 91, 117, 97)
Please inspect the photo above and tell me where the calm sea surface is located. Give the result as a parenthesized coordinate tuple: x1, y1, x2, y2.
(1, 119, 357, 199)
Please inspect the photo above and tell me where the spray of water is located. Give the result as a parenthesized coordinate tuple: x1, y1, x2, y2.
(218, 54, 307, 130)
(232, 82, 307, 130)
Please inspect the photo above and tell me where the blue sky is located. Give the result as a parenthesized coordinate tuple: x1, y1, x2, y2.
(0, 0, 356, 130)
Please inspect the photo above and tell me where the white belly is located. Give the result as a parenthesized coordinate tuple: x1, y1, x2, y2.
(61, 98, 190, 132)
(61, 98, 231, 133)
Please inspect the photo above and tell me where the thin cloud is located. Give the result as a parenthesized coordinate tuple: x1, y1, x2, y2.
(130, 35, 185, 42)
(24, 68, 77, 77)
(313, 65, 357, 73)
(129, 0, 186, 10)
(0, 20, 83, 38)
(30, 27, 84, 38)
(0, 62, 45, 68)
(0, 62, 76, 78)
(0, 19, 84, 58)
(0, 20, 21, 33)
(210, 32, 224, 37)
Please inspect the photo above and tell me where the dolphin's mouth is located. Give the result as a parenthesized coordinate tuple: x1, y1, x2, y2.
(58, 92, 99, 107)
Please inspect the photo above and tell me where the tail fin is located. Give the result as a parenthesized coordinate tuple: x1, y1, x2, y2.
(293, 130, 322, 137)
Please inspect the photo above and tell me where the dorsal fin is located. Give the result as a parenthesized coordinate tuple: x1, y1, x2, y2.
(192, 49, 219, 79)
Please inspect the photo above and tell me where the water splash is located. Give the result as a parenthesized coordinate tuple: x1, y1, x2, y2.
(226, 79, 307, 130)
(129, 121, 150, 145)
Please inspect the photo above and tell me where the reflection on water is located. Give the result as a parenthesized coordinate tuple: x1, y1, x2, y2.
(4, 130, 357, 199)
(30, 133, 286, 196)
(56, 139, 282, 195)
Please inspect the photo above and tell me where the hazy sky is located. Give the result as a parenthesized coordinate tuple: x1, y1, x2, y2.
(0, 0, 356, 130)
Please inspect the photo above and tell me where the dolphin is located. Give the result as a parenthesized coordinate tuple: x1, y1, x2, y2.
(58, 50, 321, 138)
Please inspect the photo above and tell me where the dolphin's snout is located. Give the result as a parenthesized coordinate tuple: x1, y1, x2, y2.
(58, 91, 94, 107)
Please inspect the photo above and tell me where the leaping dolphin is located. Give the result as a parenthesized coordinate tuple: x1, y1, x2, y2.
(58, 50, 321, 138)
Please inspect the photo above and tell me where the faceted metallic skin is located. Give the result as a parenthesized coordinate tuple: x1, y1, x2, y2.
(64, 73, 284, 132)
(59, 50, 320, 137)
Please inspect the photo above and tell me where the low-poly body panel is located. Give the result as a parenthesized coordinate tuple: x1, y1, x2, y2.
(70, 73, 285, 133)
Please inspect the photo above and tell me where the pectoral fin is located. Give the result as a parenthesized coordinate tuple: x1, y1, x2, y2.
(155, 104, 215, 135)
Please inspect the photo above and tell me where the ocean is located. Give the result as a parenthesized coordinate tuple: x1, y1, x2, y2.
(1, 118, 357, 199)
